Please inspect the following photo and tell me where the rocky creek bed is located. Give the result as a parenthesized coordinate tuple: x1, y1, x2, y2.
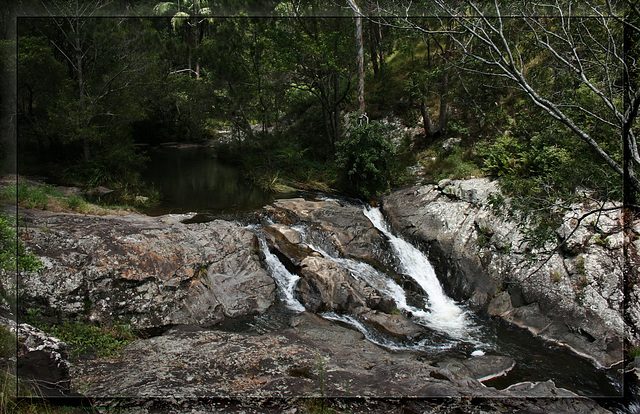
(2, 178, 638, 412)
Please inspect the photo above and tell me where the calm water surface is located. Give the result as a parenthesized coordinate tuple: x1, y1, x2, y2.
(142, 147, 274, 215)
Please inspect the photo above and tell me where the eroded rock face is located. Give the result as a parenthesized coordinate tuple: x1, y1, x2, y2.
(264, 198, 388, 265)
(0, 315, 72, 397)
(17, 210, 276, 329)
(383, 178, 627, 368)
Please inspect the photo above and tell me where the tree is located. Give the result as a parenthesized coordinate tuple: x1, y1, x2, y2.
(17, 2, 165, 186)
(272, 12, 356, 150)
(380, 0, 640, 343)
(336, 116, 393, 199)
(28, 0, 116, 163)
(153, 0, 214, 79)
(16, 36, 68, 154)
(347, 0, 365, 115)
(199, 17, 284, 139)
(382, 0, 639, 199)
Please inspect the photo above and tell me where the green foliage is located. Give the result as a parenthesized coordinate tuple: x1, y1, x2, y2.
(64, 195, 89, 213)
(419, 145, 483, 182)
(0, 326, 14, 361)
(476, 110, 622, 250)
(0, 213, 43, 274)
(315, 353, 327, 398)
(335, 118, 394, 200)
(62, 139, 149, 188)
(16, 36, 68, 126)
(575, 256, 586, 275)
(0, 368, 49, 414)
(628, 344, 640, 358)
(2, 182, 61, 210)
(45, 321, 137, 359)
(476, 134, 524, 176)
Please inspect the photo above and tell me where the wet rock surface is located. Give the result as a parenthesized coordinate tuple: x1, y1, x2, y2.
(382, 178, 628, 369)
(16, 209, 276, 329)
(7, 192, 626, 411)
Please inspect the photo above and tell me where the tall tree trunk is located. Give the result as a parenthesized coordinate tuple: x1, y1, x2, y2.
(75, 27, 90, 163)
(438, 69, 449, 134)
(420, 100, 434, 140)
(192, 1, 200, 80)
(369, 25, 379, 75)
(438, 35, 451, 134)
(348, 0, 365, 114)
(623, 12, 640, 345)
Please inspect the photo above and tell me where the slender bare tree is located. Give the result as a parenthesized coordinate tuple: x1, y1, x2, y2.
(379, 0, 639, 198)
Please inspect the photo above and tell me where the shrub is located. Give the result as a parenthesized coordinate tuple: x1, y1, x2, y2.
(2, 182, 61, 210)
(0, 213, 43, 274)
(46, 321, 137, 358)
(64, 194, 89, 213)
(335, 118, 394, 200)
(0, 326, 14, 360)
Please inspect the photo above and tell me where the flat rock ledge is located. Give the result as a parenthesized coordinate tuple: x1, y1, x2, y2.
(70, 313, 610, 414)
(383, 178, 631, 369)
(15, 209, 276, 330)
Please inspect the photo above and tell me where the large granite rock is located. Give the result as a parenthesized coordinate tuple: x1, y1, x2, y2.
(383, 178, 628, 369)
(0, 315, 72, 398)
(263, 198, 388, 265)
(16, 210, 276, 329)
(68, 312, 528, 398)
(68, 313, 612, 412)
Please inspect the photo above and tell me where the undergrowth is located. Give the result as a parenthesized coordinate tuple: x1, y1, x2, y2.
(1, 181, 154, 214)
(34, 320, 138, 359)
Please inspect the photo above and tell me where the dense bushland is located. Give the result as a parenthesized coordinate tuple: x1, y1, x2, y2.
(1, 0, 634, 214)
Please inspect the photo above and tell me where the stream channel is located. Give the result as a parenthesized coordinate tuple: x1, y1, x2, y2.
(142, 147, 622, 399)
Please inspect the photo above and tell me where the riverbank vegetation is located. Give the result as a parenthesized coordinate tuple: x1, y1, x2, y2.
(1, 2, 638, 409)
(2, 1, 637, 222)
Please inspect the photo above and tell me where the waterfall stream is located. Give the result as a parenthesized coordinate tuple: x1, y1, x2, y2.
(363, 207, 475, 339)
(256, 233, 306, 313)
(247, 203, 621, 397)
(253, 207, 484, 353)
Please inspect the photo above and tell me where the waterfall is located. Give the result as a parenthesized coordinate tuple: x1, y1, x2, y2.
(294, 210, 478, 343)
(256, 234, 305, 312)
(250, 205, 479, 347)
(363, 207, 474, 339)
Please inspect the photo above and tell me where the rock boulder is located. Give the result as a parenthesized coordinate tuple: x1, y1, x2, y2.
(17, 210, 276, 330)
(383, 179, 627, 368)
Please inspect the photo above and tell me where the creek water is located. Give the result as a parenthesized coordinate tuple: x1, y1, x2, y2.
(142, 146, 275, 216)
(251, 209, 622, 398)
(143, 148, 622, 399)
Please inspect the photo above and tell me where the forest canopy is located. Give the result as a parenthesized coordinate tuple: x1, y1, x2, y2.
(1, 0, 637, 214)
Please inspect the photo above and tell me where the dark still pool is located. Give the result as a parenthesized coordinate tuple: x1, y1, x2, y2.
(142, 146, 273, 216)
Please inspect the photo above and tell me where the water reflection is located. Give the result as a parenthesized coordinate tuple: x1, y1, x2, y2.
(142, 146, 273, 215)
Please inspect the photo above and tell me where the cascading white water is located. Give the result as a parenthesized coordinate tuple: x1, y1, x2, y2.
(295, 217, 477, 342)
(321, 311, 458, 353)
(363, 207, 473, 339)
(257, 235, 306, 312)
